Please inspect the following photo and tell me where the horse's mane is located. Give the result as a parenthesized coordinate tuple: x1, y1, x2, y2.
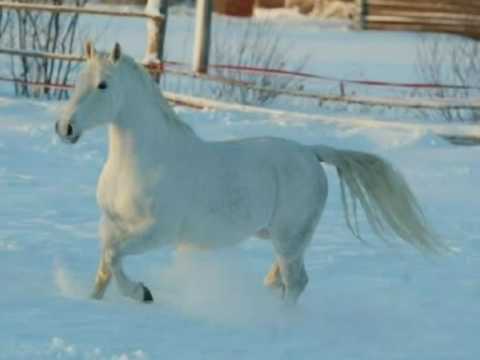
(97, 53, 195, 135)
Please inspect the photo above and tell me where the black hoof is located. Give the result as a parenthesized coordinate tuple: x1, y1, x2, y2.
(141, 284, 154, 303)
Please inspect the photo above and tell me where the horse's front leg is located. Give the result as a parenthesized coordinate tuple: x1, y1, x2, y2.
(90, 247, 153, 303)
(91, 250, 112, 300)
(111, 254, 154, 303)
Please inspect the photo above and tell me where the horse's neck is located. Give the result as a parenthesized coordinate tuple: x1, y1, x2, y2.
(107, 85, 199, 168)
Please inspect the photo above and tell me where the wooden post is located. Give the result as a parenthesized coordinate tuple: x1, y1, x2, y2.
(354, 0, 367, 30)
(193, 0, 212, 74)
(144, 0, 169, 80)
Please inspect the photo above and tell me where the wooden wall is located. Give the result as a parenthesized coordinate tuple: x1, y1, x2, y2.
(213, 0, 255, 17)
(354, 0, 480, 40)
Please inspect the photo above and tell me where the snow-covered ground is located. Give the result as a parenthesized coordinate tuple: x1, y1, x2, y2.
(1, 7, 480, 360)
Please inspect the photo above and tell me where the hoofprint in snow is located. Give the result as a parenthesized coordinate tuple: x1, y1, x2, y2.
(1, 10, 480, 360)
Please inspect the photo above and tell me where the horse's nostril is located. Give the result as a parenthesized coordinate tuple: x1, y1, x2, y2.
(55, 122, 59, 133)
(66, 124, 73, 137)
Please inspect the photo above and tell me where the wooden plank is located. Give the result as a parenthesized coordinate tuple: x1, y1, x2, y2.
(364, 18, 480, 32)
(365, 0, 480, 12)
(163, 91, 480, 144)
(0, 47, 85, 62)
(368, 8, 480, 23)
(366, 0, 480, 7)
(365, 15, 480, 28)
(0, 1, 164, 22)
(367, 5, 480, 14)
(365, 22, 480, 39)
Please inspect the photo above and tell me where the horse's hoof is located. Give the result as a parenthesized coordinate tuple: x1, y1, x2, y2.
(141, 284, 154, 303)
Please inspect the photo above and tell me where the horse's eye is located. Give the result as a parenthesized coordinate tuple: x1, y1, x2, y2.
(98, 81, 107, 90)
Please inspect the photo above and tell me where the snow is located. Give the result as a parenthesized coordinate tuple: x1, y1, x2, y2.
(144, 0, 162, 17)
(1, 6, 480, 360)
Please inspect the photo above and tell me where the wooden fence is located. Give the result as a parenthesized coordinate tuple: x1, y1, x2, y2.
(0, 0, 212, 72)
(2, 0, 480, 115)
(355, 0, 480, 40)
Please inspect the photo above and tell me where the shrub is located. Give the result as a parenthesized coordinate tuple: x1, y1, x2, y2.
(209, 17, 308, 106)
(0, 0, 90, 99)
(416, 34, 480, 123)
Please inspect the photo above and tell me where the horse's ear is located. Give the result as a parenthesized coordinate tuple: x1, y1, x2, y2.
(112, 42, 122, 63)
(85, 41, 96, 60)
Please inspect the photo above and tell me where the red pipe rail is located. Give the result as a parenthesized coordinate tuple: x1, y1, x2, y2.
(2, 47, 479, 91)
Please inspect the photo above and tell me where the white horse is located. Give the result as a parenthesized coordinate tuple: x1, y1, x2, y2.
(55, 42, 444, 304)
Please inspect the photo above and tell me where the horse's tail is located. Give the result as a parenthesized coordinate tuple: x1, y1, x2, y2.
(310, 145, 447, 254)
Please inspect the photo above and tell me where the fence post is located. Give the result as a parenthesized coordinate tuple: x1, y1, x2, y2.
(354, 0, 367, 30)
(193, 0, 212, 74)
(144, 0, 169, 80)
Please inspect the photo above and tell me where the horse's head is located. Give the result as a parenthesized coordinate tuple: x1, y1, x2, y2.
(55, 42, 123, 144)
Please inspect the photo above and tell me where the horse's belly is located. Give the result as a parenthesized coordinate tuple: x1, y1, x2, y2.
(177, 196, 272, 249)
(174, 211, 262, 249)
(179, 231, 246, 249)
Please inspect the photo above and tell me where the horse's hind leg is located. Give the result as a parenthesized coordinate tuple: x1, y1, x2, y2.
(276, 255, 309, 304)
(269, 219, 318, 304)
(264, 261, 283, 290)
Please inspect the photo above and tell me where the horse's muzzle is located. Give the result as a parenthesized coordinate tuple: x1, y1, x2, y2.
(55, 120, 80, 144)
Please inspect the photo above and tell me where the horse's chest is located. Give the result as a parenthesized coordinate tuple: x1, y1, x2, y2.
(96, 159, 185, 252)
(97, 163, 160, 233)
